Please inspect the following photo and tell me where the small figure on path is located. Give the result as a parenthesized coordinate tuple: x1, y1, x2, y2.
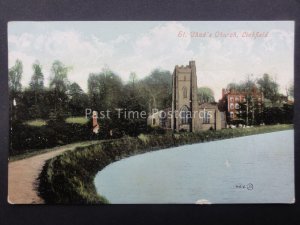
(92, 111, 100, 134)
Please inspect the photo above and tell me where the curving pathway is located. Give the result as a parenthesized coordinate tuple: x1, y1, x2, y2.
(8, 141, 99, 204)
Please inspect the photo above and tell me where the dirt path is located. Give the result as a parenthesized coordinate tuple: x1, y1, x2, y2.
(8, 141, 99, 204)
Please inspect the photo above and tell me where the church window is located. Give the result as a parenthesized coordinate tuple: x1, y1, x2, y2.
(235, 103, 240, 109)
(180, 105, 190, 124)
(182, 86, 187, 98)
(203, 111, 210, 124)
(230, 103, 234, 110)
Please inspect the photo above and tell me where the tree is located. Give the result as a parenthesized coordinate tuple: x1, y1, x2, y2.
(227, 75, 261, 125)
(49, 60, 70, 120)
(9, 59, 23, 92)
(9, 60, 23, 122)
(237, 95, 262, 125)
(28, 61, 45, 117)
(49, 60, 70, 92)
(288, 84, 294, 99)
(129, 72, 137, 90)
(68, 82, 88, 116)
(197, 87, 215, 103)
(138, 69, 172, 111)
(257, 73, 279, 104)
(29, 61, 44, 91)
(87, 68, 123, 111)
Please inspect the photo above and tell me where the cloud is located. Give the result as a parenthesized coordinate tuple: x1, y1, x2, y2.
(262, 29, 294, 52)
(9, 33, 34, 49)
(115, 22, 194, 79)
(8, 22, 294, 99)
(8, 30, 130, 89)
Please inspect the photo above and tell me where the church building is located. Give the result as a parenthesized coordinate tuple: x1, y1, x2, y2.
(171, 60, 225, 132)
(148, 60, 225, 132)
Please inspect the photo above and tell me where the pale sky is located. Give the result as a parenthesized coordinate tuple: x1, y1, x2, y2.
(8, 21, 294, 99)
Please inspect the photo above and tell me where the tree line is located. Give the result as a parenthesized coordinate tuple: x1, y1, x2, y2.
(222, 74, 294, 125)
(9, 59, 220, 123)
(8, 59, 293, 154)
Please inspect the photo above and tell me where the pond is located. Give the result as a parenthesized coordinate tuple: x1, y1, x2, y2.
(94, 130, 294, 204)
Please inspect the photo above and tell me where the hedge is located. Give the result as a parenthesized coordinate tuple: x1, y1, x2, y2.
(38, 124, 293, 204)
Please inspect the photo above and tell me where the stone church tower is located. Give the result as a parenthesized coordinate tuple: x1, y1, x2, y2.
(171, 60, 201, 132)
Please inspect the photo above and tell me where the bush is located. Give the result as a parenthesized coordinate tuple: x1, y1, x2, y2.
(10, 120, 92, 156)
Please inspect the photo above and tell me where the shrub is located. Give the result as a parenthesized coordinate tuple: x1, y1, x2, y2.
(10, 120, 92, 156)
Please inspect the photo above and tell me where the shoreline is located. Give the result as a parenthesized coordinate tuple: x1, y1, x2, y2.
(37, 124, 293, 204)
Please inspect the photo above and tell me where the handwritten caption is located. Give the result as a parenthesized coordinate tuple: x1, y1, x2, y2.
(178, 31, 269, 39)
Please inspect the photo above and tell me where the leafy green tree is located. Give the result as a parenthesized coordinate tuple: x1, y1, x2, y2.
(49, 60, 70, 92)
(138, 69, 172, 111)
(49, 60, 70, 120)
(237, 95, 262, 125)
(27, 61, 45, 118)
(68, 82, 89, 116)
(288, 84, 294, 98)
(9, 59, 23, 92)
(129, 72, 137, 90)
(29, 61, 44, 91)
(87, 68, 123, 111)
(227, 75, 257, 93)
(9, 60, 23, 122)
(197, 87, 215, 103)
(257, 73, 279, 104)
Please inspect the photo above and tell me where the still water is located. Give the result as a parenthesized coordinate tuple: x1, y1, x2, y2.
(94, 130, 294, 204)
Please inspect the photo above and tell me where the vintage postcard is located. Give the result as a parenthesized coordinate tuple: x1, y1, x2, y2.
(8, 21, 294, 204)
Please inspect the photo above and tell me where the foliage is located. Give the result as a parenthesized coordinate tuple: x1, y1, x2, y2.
(49, 60, 70, 92)
(262, 104, 293, 125)
(226, 76, 256, 93)
(10, 120, 92, 156)
(197, 86, 215, 103)
(236, 95, 263, 125)
(288, 84, 294, 98)
(68, 82, 89, 116)
(137, 69, 172, 111)
(29, 61, 44, 91)
(257, 73, 279, 104)
(87, 69, 123, 111)
(9, 59, 23, 92)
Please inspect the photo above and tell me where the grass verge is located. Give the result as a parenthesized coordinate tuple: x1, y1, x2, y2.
(38, 124, 293, 204)
(65, 117, 89, 124)
(23, 119, 47, 127)
(9, 140, 102, 162)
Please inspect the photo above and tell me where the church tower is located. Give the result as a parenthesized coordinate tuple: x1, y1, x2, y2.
(171, 60, 200, 132)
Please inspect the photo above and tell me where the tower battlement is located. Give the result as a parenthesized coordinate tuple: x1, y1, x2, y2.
(175, 61, 196, 70)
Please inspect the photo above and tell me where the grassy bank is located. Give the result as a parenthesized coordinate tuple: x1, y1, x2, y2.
(9, 140, 102, 162)
(38, 124, 293, 204)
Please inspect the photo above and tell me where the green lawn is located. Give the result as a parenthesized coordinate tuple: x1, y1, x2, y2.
(24, 119, 47, 127)
(24, 117, 89, 127)
(65, 117, 89, 124)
